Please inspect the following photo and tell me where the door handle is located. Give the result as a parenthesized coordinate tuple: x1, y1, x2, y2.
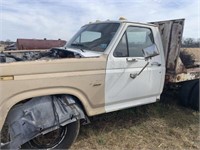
(126, 58, 138, 62)
(151, 62, 161, 66)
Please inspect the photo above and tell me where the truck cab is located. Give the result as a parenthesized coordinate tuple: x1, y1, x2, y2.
(65, 20, 165, 112)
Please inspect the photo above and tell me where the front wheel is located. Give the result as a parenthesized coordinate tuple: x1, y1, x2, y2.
(21, 120, 80, 149)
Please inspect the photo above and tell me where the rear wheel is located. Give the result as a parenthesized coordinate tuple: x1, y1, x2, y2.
(179, 80, 199, 110)
(189, 83, 199, 111)
(21, 120, 80, 149)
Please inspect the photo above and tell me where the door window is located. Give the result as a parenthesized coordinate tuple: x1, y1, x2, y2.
(114, 26, 154, 57)
(113, 33, 128, 57)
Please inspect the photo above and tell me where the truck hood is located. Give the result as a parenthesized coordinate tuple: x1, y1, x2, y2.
(59, 47, 102, 57)
(0, 47, 103, 63)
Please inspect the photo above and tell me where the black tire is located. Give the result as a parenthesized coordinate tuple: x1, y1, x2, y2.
(179, 80, 197, 107)
(189, 82, 199, 111)
(21, 120, 80, 149)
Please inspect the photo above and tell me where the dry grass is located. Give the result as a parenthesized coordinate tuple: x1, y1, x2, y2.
(72, 96, 200, 149)
(1, 96, 199, 149)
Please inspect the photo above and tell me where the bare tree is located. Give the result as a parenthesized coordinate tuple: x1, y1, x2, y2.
(182, 38, 200, 48)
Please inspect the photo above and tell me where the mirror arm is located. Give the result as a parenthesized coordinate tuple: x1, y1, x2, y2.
(130, 62, 150, 79)
(137, 62, 150, 75)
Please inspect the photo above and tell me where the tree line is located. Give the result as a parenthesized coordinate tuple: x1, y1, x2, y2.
(181, 38, 200, 48)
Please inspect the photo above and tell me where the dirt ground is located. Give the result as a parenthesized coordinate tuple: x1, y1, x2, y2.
(72, 96, 200, 150)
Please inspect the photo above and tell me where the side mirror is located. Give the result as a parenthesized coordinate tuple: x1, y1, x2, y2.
(142, 44, 159, 59)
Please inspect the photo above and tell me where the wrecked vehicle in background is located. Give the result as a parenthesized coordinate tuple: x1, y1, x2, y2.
(0, 18, 199, 149)
(4, 43, 17, 51)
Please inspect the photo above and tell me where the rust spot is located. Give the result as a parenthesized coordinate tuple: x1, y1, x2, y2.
(175, 57, 187, 74)
(165, 75, 169, 80)
(169, 63, 174, 70)
(165, 74, 170, 83)
(190, 72, 200, 79)
(177, 75, 181, 81)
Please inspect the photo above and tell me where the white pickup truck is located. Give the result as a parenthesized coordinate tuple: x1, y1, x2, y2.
(0, 18, 199, 149)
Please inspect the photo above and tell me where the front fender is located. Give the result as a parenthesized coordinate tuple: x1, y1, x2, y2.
(1, 95, 85, 149)
(0, 87, 104, 131)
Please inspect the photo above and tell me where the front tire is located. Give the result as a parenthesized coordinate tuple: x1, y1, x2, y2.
(21, 120, 80, 149)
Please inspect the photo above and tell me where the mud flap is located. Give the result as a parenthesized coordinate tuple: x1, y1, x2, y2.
(1, 95, 86, 149)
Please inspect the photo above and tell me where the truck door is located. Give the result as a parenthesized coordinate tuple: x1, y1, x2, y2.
(105, 24, 164, 112)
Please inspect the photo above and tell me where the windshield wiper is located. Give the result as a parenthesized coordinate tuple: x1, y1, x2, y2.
(71, 43, 90, 52)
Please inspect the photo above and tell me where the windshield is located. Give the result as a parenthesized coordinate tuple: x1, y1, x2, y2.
(66, 23, 120, 52)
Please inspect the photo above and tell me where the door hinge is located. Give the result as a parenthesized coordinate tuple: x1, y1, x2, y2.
(0, 75, 14, 81)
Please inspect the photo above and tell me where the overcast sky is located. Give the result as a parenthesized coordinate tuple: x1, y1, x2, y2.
(0, 0, 199, 41)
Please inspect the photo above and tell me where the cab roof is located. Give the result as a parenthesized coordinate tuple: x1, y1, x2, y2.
(83, 20, 157, 27)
